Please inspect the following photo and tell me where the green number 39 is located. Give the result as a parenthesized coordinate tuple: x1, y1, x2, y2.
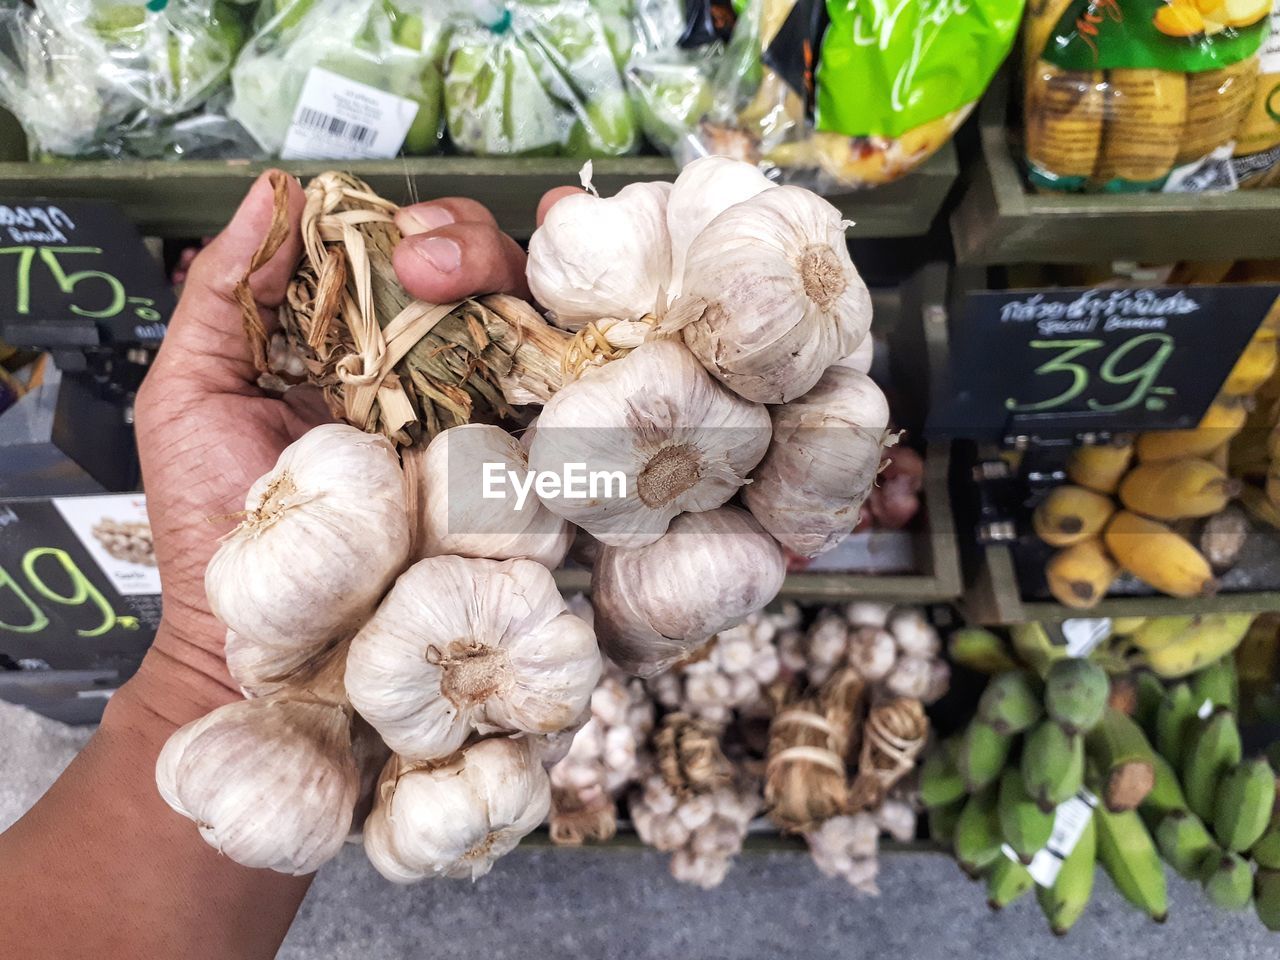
(1005, 334, 1175, 415)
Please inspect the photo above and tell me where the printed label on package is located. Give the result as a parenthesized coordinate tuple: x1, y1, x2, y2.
(51, 495, 160, 597)
(1026, 790, 1099, 888)
(282, 68, 420, 160)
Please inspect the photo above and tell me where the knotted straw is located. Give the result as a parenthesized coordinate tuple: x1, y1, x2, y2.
(238, 171, 569, 446)
(847, 697, 928, 813)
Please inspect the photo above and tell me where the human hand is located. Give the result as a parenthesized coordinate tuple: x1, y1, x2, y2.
(125, 171, 534, 730)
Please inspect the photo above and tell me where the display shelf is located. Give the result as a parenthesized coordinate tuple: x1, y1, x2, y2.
(964, 539, 1280, 625)
(0, 117, 957, 241)
(950, 76, 1280, 266)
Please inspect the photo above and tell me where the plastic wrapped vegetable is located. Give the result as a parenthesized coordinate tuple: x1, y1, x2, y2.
(681, 0, 1024, 192)
(442, 0, 638, 157)
(231, 0, 444, 158)
(1023, 0, 1276, 193)
(0, 0, 250, 158)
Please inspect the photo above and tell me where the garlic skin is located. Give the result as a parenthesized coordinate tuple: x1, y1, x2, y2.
(224, 628, 322, 699)
(742, 367, 891, 557)
(363, 738, 550, 882)
(205, 423, 410, 654)
(666, 156, 774, 298)
(680, 186, 873, 403)
(591, 506, 786, 677)
(805, 813, 882, 894)
(528, 340, 771, 547)
(156, 695, 358, 876)
(845, 602, 891, 628)
(847, 626, 898, 683)
(404, 424, 572, 568)
(887, 608, 941, 658)
(833, 334, 874, 374)
(526, 181, 672, 330)
(345, 556, 601, 760)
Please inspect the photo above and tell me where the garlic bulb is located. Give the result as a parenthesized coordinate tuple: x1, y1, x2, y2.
(528, 340, 771, 547)
(679, 186, 873, 403)
(742, 367, 892, 557)
(205, 423, 409, 654)
(845, 602, 891, 628)
(224, 628, 323, 699)
(155, 655, 358, 875)
(526, 181, 672, 330)
(887, 608, 941, 658)
(651, 612, 781, 726)
(805, 813, 882, 894)
(875, 797, 918, 843)
(363, 737, 550, 882)
(847, 625, 898, 683)
(833, 333, 874, 374)
(666, 156, 774, 298)
(592, 506, 786, 677)
(345, 555, 601, 760)
(403, 423, 572, 568)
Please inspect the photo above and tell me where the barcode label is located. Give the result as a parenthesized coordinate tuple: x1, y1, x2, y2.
(1027, 790, 1098, 887)
(281, 68, 419, 161)
(1062, 618, 1110, 658)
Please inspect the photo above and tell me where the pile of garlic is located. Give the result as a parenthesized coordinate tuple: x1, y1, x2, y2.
(804, 796, 918, 895)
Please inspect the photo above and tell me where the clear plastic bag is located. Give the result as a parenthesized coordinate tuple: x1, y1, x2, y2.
(230, 0, 446, 158)
(679, 0, 1023, 192)
(1023, 0, 1278, 193)
(441, 0, 638, 157)
(0, 0, 250, 159)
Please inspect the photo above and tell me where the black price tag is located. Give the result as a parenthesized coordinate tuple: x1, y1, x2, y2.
(0, 199, 174, 350)
(931, 285, 1280, 441)
(0, 497, 159, 673)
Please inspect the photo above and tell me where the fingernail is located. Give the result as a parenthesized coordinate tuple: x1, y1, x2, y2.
(397, 205, 454, 235)
(413, 236, 462, 274)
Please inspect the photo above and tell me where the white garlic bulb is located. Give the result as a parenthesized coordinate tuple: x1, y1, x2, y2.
(875, 798, 918, 843)
(345, 555, 601, 760)
(887, 608, 941, 658)
(847, 626, 898, 683)
(205, 423, 409, 655)
(631, 772, 760, 889)
(526, 181, 672, 330)
(363, 737, 550, 882)
(528, 339, 771, 547)
(592, 506, 786, 677)
(742, 367, 891, 557)
(679, 186, 872, 403)
(833, 333, 875, 374)
(403, 423, 572, 568)
(805, 813, 882, 894)
(844, 602, 891, 628)
(885, 655, 934, 700)
(224, 628, 322, 699)
(155, 689, 358, 876)
(666, 156, 774, 298)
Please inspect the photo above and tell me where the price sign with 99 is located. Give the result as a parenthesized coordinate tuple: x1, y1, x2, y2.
(932, 285, 1280, 440)
(0, 200, 175, 347)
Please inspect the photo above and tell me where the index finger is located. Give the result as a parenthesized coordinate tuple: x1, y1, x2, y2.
(537, 186, 584, 227)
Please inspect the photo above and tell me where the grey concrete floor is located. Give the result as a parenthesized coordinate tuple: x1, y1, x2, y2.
(3, 701, 1277, 958)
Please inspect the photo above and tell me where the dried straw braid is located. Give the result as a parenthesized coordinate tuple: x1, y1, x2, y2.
(847, 697, 928, 813)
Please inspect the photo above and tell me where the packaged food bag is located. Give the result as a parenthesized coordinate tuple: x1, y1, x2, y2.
(441, 0, 638, 156)
(0, 0, 250, 158)
(1023, 0, 1275, 193)
(1231, 0, 1280, 187)
(230, 0, 445, 158)
(681, 0, 1024, 191)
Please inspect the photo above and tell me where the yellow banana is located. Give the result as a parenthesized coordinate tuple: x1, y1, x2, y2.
(1240, 482, 1280, 530)
(1104, 511, 1217, 599)
(1222, 333, 1278, 397)
(1131, 616, 1195, 653)
(1143, 614, 1255, 678)
(1068, 439, 1134, 494)
(1111, 616, 1149, 636)
(1136, 400, 1249, 461)
(1046, 539, 1118, 609)
(1094, 69, 1187, 187)
(1034, 485, 1116, 546)
(1118, 458, 1240, 520)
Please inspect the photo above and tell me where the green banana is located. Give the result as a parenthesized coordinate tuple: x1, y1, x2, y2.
(1155, 810, 1217, 879)
(1140, 753, 1188, 830)
(1045, 658, 1110, 735)
(949, 627, 1019, 675)
(1023, 720, 1085, 812)
(1190, 656, 1239, 716)
(986, 855, 1036, 910)
(1094, 801, 1169, 922)
(1201, 851, 1254, 911)
(999, 768, 1056, 864)
(1133, 670, 1167, 735)
(959, 720, 1013, 793)
(928, 800, 964, 849)
(1010, 622, 1067, 677)
(954, 788, 1003, 877)
(1036, 815, 1097, 936)
(1182, 708, 1243, 823)
(1212, 758, 1276, 852)
(920, 739, 967, 809)
(1257, 869, 1280, 932)
(978, 671, 1044, 736)
(1155, 682, 1197, 762)
(1086, 708, 1157, 812)
(1252, 812, 1280, 870)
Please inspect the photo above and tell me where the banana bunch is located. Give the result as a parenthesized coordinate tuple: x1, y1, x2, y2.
(1132, 654, 1280, 929)
(1035, 323, 1279, 607)
(1231, 308, 1280, 534)
(1119, 613, 1257, 679)
(922, 655, 1172, 934)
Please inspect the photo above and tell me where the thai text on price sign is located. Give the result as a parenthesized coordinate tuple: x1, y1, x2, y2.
(930, 284, 1280, 441)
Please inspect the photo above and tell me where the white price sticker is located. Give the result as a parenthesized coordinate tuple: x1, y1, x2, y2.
(1197, 698, 1216, 720)
(1062, 618, 1110, 658)
(281, 68, 419, 160)
(1027, 790, 1099, 888)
